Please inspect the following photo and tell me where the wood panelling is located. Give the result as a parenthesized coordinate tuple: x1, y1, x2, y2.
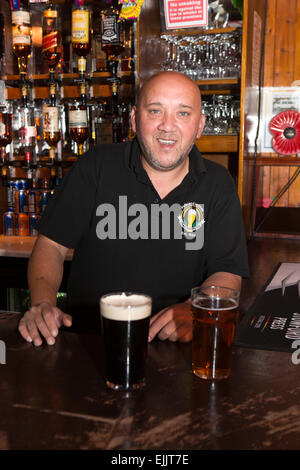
(258, 0, 300, 210)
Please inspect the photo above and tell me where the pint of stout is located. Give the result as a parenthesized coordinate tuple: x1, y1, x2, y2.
(191, 286, 239, 380)
(100, 292, 152, 391)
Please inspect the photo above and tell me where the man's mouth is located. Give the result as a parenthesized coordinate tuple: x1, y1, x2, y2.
(157, 137, 177, 145)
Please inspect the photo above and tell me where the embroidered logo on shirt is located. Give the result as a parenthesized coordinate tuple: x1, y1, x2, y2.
(178, 202, 205, 234)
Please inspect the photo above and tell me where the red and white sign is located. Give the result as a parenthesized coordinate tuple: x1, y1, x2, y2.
(163, 0, 208, 30)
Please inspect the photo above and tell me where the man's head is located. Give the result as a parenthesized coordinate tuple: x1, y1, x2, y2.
(131, 71, 206, 172)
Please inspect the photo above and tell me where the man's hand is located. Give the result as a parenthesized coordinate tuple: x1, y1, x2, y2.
(148, 302, 192, 343)
(18, 302, 72, 347)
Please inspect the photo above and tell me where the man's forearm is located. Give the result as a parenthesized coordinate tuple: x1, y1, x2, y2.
(28, 238, 65, 307)
(201, 271, 242, 292)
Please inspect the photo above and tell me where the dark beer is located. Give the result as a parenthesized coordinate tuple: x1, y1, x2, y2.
(100, 293, 152, 390)
(191, 287, 239, 380)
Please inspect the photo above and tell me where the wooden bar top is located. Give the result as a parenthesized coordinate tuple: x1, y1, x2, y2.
(0, 236, 73, 260)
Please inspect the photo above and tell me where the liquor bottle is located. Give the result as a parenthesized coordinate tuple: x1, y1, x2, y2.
(42, 82, 60, 165)
(68, 82, 89, 155)
(72, 5, 91, 79)
(12, 5, 32, 80)
(42, 5, 62, 81)
(111, 80, 121, 143)
(18, 84, 36, 162)
(100, 0, 124, 77)
(100, 0, 124, 67)
(0, 14, 5, 78)
(0, 104, 12, 167)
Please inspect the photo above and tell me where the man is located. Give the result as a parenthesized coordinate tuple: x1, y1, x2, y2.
(18, 71, 249, 347)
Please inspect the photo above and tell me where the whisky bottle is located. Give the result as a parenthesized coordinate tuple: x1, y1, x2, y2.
(0, 103, 12, 166)
(42, 5, 62, 81)
(69, 82, 89, 155)
(100, 0, 124, 62)
(42, 82, 61, 165)
(72, 5, 91, 78)
(12, 5, 32, 80)
(18, 84, 36, 162)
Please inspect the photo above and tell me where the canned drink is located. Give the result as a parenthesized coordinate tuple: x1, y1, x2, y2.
(15, 189, 27, 213)
(7, 181, 14, 211)
(29, 213, 38, 237)
(3, 211, 15, 236)
(16, 213, 29, 236)
(14, 179, 28, 190)
(26, 189, 36, 214)
(40, 190, 50, 213)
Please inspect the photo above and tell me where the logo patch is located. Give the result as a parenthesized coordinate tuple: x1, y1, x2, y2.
(178, 203, 205, 234)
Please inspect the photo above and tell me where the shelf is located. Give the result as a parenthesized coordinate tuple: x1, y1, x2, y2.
(4, 71, 135, 100)
(161, 27, 241, 36)
(196, 78, 240, 86)
(196, 135, 238, 153)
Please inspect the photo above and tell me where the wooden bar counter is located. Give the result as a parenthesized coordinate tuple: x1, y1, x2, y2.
(0, 237, 300, 451)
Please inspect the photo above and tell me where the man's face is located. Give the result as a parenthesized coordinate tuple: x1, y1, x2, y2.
(131, 73, 206, 172)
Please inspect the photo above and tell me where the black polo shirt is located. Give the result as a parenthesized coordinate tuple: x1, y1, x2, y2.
(37, 138, 249, 333)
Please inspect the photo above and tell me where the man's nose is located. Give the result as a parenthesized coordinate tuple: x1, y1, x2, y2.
(157, 112, 176, 132)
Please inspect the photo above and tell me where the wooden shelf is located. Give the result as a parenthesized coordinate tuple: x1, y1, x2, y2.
(196, 135, 238, 153)
(161, 27, 240, 36)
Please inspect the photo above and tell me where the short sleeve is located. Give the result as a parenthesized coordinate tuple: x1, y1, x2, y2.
(37, 149, 100, 249)
(204, 168, 250, 279)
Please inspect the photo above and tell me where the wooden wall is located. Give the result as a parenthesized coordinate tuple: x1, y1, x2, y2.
(258, 0, 300, 208)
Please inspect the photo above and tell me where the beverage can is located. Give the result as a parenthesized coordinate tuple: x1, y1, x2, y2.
(3, 211, 15, 236)
(15, 189, 27, 213)
(16, 213, 29, 236)
(29, 213, 38, 237)
(39, 190, 50, 213)
(26, 189, 36, 214)
(7, 181, 14, 211)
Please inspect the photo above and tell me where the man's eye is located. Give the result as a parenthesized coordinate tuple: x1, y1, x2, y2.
(179, 111, 189, 117)
(149, 109, 160, 114)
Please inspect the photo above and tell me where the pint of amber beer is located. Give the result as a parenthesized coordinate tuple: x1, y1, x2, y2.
(191, 286, 239, 380)
(100, 292, 152, 391)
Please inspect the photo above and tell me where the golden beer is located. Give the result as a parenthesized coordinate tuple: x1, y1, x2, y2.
(191, 286, 239, 380)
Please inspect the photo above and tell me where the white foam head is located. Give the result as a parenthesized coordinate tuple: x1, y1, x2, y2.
(100, 293, 152, 321)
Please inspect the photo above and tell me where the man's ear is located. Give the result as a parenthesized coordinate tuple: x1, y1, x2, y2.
(131, 105, 137, 133)
(196, 114, 206, 139)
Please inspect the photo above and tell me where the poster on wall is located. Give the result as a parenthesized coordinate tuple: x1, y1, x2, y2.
(162, 0, 208, 30)
(260, 87, 300, 153)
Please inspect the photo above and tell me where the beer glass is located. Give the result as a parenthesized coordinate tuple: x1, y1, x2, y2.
(100, 292, 152, 391)
(191, 286, 240, 380)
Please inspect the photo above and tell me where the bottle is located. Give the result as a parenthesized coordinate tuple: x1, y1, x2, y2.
(0, 13, 5, 78)
(111, 80, 121, 143)
(0, 104, 12, 167)
(71, 4, 91, 78)
(18, 84, 36, 162)
(68, 82, 89, 155)
(42, 82, 60, 165)
(42, 5, 62, 80)
(100, 0, 124, 64)
(12, 4, 32, 80)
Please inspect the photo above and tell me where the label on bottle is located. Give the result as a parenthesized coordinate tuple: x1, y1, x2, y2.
(69, 109, 88, 128)
(0, 122, 5, 137)
(43, 105, 59, 133)
(12, 10, 30, 25)
(101, 15, 118, 43)
(19, 126, 37, 144)
(42, 31, 58, 52)
(12, 25, 31, 45)
(72, 9, 89, 43)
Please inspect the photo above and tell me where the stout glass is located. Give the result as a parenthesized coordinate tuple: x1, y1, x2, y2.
(100, 292, 152, 391)
(191, 286, 240, 380)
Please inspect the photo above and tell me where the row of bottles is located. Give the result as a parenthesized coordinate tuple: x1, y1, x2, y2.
(8, 0, 135, 79)
(0, 86, 133, 168)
